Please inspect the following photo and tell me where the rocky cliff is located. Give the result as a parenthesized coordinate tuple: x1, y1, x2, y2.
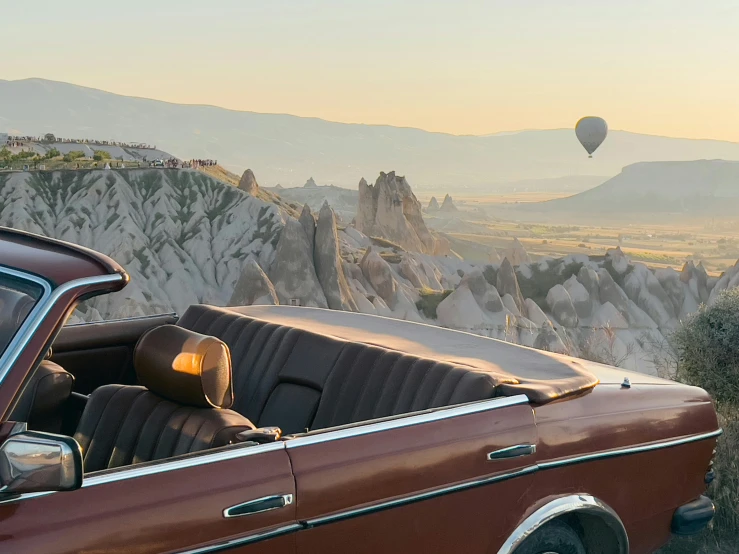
(0, 168, 283, 320)
(355, 171, 436, 254)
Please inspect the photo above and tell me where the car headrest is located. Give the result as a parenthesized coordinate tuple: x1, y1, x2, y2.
(134, 325, 234, 409)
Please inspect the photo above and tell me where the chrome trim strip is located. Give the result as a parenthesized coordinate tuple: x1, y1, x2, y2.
(2, 427, 721, 507)
(83, 441, 286, 488)
(537, 429, 723, 470)
(64, 312, 178, 327)
(305, 465, 539, 527)
(223, 494, 294, 518)
(286, 394, 530, 449)
(177, 523, 303, 554)
(0, 271, 123, 386)
(0, 266, 52, 375)
(495, 494, 629, 554)
(487, 444, 537, 461)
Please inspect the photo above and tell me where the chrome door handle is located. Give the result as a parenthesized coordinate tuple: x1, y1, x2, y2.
(487, 444, 537, 461)
(223, 494, 294, 518)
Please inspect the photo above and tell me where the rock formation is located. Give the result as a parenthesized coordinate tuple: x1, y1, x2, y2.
(360, 247, 396, 305)
(304, 177, 318, 188)
(355, 172, 436, 254)
(1, 169, 283, 321)
(546, 285, 579, 328)
(500, 238, 531, 266)
(238, 169, 259, 195)
(11, 166, 739, 377)
(229, 259, 278, 306)
(299, 204, 315, 246)
(496, 258, 526, 315)
(440, 194, 458, 212)
(533, 321, 567, 354)
(314, 202, 358, 311)
(269, 218, 328, 308)
(427, 197, 440, 211)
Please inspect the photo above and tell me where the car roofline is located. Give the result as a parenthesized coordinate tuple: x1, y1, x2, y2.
(0, 227, 128, 282)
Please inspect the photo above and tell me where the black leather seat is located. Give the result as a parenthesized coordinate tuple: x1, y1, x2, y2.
(177, 305, 499, 434)
(10, 360, 74, 434)
(73, 325, 255, 473)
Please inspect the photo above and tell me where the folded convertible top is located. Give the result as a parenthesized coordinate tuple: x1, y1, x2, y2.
(228, 305, 599, 403)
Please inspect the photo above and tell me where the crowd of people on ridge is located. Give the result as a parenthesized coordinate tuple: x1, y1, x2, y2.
(4, 136, 156, 150)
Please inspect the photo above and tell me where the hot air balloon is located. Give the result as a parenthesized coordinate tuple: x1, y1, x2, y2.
(575, 116, 608, 158)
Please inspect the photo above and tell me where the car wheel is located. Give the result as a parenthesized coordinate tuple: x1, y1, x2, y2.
(514, 520, 586, 554)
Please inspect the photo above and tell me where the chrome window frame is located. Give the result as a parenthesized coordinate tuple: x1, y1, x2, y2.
(0, 266, 124, 397)
(0, 266, 53, 382)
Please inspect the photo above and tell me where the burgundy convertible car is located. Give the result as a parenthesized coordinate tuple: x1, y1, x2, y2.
(0, 228, 721, 553)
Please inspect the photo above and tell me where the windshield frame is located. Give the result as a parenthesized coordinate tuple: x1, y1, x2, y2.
(0, 265, 52, 378)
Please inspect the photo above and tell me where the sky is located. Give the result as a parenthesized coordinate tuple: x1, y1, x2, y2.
(3, 0, 739, 141)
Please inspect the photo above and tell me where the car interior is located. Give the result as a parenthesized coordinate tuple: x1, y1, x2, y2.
(9, 304, 509, 474)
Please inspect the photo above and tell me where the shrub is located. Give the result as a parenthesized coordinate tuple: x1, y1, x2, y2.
(415, 288, 452, 319)
(93, 150, 111, 161)
(672, 288, 739, 406)
(44, 148, 61, 159)
(63, 151, 85, 162)
(658, 288, 739, 553)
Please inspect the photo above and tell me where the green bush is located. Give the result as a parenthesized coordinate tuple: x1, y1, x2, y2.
(659, 288, 739, 553)
(63, 151, 85, 162)
(673, 288, 739, 406)
(415, 288, 452, 319)
(93, 150, 111, 161)
(44, 148, 61, 159)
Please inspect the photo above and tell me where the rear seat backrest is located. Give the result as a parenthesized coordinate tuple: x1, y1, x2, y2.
(177, 305, 500, 433)
(178, 305, 343, 432)
(311, 343, 498, 429)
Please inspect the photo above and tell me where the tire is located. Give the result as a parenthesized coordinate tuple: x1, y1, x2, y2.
(513, 520, 587, 554)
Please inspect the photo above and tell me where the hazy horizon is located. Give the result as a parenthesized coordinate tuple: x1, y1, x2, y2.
(5, 77, 739, 148)
(3, 1, 739, 142)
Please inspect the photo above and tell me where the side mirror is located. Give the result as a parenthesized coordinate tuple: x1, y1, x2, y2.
(0, 431, 83, 494)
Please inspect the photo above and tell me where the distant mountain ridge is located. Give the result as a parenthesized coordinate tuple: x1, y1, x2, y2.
(4, 78, 739, 188)
(536, 159, 739, 214)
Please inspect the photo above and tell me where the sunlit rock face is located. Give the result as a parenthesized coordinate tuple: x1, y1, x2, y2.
(355, 171, 436, 254)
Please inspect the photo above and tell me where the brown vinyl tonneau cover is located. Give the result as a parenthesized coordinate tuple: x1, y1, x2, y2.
(227, 305, 600, 403)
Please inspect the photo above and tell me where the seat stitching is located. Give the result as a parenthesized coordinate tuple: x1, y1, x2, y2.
(327, 346, 363, 425)
(349, 350, 386, 422)
(127, 396, 164, 465)
(434, 368, 465, 405)
(408, 361, 434, 412)
(239, 325, 281, 405)
(165, 407, 195, 458)
(443, 369, 468, 403)
(371, 354, 404, 419)
(151, 405, 186, 459)
(229, 320, 263, 396)
(84, 386, 133, 459)
(185, 414, 211, 453)
(245, 328, 302, 420)
(105, 389, 147, 469)
(390, 358, 421, 415)
(244, 326, 297, 410)
(424, 363, 450, 408)
(310, 342, 349, 429)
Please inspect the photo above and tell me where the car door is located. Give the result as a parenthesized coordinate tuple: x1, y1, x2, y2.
(287, 395, 538, 554)
(0, 442, 298, 554)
